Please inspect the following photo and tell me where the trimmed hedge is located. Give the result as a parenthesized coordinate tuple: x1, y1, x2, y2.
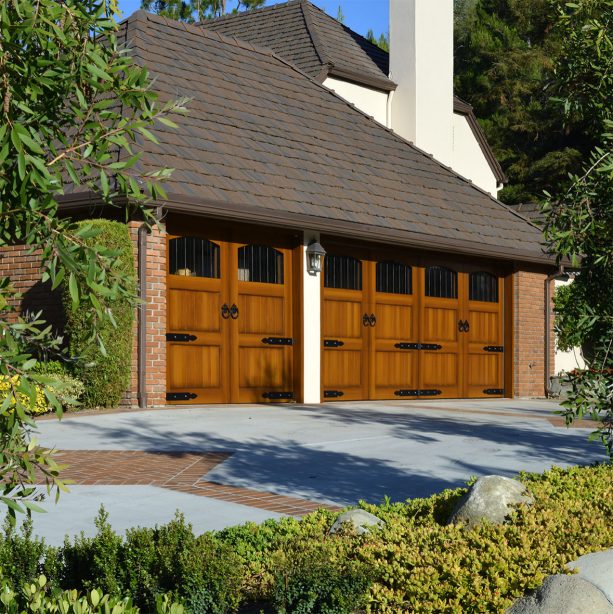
(64, 220, 135, 408)
(1, 465, 611, 613)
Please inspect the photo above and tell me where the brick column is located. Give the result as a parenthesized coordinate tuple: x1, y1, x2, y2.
(128, 222, 167, 407)
(513, 270, 553, 397)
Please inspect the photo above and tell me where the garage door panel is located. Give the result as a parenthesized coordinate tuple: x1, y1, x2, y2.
(468, 310, 499, 344)
(423, 306, 459, 343)
(238, 294, 285, 335)
(375, 303, 414, 340)
(168, 288, 222, 333)
(322, 298, 362, 339)
(467, 353, 501, 386)
(373, 350, 418, 388)
(323, 350, 363, 388)
(238, 347, 289, 388)
(168, 344, 221, 389)
(422, 352, 459, 388)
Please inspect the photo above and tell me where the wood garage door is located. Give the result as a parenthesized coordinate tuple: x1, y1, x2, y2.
(166, 233, 294, 404)
(322, 249, 504, 400)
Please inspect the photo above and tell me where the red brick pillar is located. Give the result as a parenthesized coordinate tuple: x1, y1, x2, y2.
(128, 222, 167, 407)
(513, 270, 553, 397)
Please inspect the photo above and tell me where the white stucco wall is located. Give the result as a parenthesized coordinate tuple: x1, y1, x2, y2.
(302, 231, 322, 403)
(554, 278, 585, 374)
(452, 113, 499, 196)
(389, 0, 454, 167)
(323, 77, 389, 126)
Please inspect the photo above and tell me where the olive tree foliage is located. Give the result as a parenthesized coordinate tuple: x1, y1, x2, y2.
(0, 0, 186, 518)
(542, 0, 612, 459)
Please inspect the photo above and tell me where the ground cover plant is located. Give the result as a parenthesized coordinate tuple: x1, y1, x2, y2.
(0, 465, 610, 613)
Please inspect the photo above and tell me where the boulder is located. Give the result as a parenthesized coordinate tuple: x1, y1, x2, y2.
(447, 475, 533, 528)
(507, 574, 613, 613)
(567, 549, 613, 604)
(329, 509, 385, 535)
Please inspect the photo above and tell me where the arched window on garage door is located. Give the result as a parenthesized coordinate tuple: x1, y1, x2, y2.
(376, 261, 412, 294)
(324, 254, 362, 290)
(425, 265, 457, 298)
(169, 236, 220, 278)
(237, 244, 284, 284)
(469, 271, 499, 302)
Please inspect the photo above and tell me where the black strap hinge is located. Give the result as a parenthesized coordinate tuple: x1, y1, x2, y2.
(166, 333, 197, 342)
(261, 337, 293, 346)
(323, 390, 344, 398)
(166, 392, 198, 401)
(324, 340, 345, 348)
(262, 391, 294, 400)
(483, 346, 504, 352)
(483, 388, 504, 395)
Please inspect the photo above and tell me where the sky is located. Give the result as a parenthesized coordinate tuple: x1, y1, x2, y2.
(117, 0, 390, 40)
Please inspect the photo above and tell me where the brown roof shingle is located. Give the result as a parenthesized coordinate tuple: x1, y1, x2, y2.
(120, 11, 548, 264)
(201, 0, 395, 91)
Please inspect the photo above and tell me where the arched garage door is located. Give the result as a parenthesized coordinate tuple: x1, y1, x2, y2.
(321, 248, 504, 400)
(166, 231, 295, 404)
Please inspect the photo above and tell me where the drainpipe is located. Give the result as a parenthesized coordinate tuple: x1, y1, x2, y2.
(386, 89, 394, 130)
(544, 266, 570, 397)
(137, 224, 149, 409)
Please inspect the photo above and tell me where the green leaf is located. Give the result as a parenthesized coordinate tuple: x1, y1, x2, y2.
(68, 273, 79, 306)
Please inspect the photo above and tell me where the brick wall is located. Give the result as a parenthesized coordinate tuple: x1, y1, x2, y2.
(127, 222, 167, 408)
(0, 245, 64, 332)
(513, 270, 554, 397)
(0, 222, 167, 409)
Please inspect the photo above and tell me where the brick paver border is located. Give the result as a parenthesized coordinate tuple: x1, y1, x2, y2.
(41, 450, 340, 517)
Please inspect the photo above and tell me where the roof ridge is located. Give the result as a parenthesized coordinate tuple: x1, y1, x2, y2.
(134, 10, 287, 61)
(300, 0, 332, 69)
(195, 0, 301, 26)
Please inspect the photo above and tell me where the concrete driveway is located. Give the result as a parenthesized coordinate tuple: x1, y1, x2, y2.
(30, 399, 605, 545)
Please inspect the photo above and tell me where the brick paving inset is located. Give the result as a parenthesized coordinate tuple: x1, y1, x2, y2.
(38, 450, 340, 517)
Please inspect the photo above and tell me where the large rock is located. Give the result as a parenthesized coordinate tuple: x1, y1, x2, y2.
(567, 549, 613, 604)
(329, 509, 385, 535)
(507, 574, 613, 613)
(447, 475, 534, 528)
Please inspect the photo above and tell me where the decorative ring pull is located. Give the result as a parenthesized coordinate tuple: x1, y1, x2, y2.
(458, 320, 470, 332)
(363, 313, 370, 327)
(221, 304, 231, 319)
(230, 304, 239, 320)
(369, 313, 376, 327)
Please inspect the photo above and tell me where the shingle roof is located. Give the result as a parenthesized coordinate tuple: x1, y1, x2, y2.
(200, 0, 395, 91)
(202, 1, 506, 184)
(117, 11, 548, 264)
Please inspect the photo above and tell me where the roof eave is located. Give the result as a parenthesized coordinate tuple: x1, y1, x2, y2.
(327, 66, 397, 91)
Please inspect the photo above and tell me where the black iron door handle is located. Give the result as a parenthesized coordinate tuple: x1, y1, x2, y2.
(230, 304, 239, 319)
(369, 313, 376, 327)
(221, 304, 231, 319)
(457, 320, 470, 332)
(363, 313, 370, 327)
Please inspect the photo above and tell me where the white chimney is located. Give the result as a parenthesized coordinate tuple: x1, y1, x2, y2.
(389, 0, 454, 167)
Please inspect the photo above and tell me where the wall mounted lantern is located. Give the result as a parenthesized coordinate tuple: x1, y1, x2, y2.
(306, 241, 326, 275)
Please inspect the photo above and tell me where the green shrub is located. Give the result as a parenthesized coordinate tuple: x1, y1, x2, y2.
(0, 466, 611, 613)
(59, 511, 244, 613)
(270, 539, 372, 614)
(64, 220, 135, 408)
